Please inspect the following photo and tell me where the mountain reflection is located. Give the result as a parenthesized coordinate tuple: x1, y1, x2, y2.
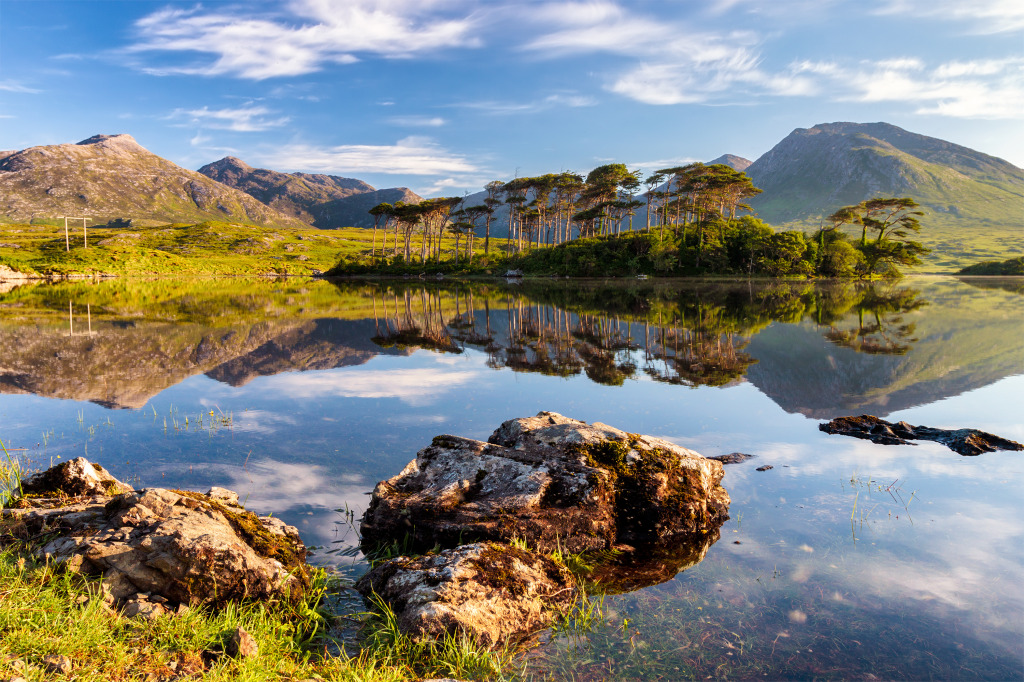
(0, 277, 1020, 417)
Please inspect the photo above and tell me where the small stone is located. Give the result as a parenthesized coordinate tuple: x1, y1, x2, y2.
(755, 465, 773, 472)
(42, 654, 73, 675)
(225, 626, 258, 658)
(149, 594, 168, 604)
(206, 487, 240, 506)
(123, 599, 167, 621)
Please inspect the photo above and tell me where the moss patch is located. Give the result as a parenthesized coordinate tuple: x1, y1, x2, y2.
(171, 490, 308, 580)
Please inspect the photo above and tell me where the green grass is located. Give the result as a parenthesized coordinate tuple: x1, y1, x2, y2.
(0, 221, 384, 278)
(0, 544, 534, 681)
(957, 255, 1024, 275)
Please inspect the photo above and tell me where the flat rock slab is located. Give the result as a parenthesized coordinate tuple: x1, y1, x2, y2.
(356, 542, 573, 647)
(360, 412, 729, 554)
(709, 453, 756, 465)
(2, 458, 307, 610)
(819, 415, 1024, 456)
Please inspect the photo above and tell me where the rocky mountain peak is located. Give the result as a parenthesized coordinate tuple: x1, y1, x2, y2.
(708, 154, 753, 172)
(76, 133, 142, 149)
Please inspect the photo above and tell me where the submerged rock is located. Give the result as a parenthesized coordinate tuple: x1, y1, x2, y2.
(356, 542, 574, 646)
(1, 458, 307, 610)
(709, 452, 756, 465)
(819, 415, 1024, 456)
(360, 412, 730, 554)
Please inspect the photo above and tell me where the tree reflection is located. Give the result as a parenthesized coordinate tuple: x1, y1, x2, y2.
(361, 280, 928, 388)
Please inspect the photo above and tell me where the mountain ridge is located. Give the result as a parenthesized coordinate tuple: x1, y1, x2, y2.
(198, 156, 423, 229)
(0, 135, 307, 228)
(745, 121, 1024, 226)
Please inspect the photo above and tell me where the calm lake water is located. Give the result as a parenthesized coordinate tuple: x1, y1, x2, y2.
(1, 276, 1022, 679)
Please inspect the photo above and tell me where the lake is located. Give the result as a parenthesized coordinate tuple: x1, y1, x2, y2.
(1, 276, 1021, 679)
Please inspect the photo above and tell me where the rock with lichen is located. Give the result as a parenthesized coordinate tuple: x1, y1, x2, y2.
(356, 541, 574, 646)
(1, 458, 307, 612)
(360, 411, 730, 554)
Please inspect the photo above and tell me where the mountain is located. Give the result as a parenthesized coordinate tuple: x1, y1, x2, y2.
(708, 154, 752, 172)
(0, 135, 306, 228)
(198, 156, 423, 229)
(314, 187, 423, 230)
(745, 122, 1024, 227)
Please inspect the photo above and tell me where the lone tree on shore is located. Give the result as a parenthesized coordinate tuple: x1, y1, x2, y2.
(827, 197, 928, 276)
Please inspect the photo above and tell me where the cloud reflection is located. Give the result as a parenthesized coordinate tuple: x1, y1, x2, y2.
(249, 367, 482, 406)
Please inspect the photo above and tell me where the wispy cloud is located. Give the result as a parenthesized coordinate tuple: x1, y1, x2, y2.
(791, 56, 1024, 118)
(0, 80, 42, 94)
(128, 0, 481, 80)
(256, 136, 480, 175)
(459, 93, 597, 114)
(167, 104, 292, 131)
(874, 0, 1024, 34)
(521, 2, 796, 105)
(387, 115, 447, 127)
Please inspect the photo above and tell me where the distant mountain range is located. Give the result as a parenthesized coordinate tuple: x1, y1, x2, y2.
(1, 124, 1019, 252)
(0, 135, 307, 228)
(198, 156, 422, 229)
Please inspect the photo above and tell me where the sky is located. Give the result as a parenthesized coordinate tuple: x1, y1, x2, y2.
(0, 0, 1022, 196)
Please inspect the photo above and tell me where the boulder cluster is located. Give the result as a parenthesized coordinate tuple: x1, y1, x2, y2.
(357, 412, 730, 645)
(1, 457, 307, 618)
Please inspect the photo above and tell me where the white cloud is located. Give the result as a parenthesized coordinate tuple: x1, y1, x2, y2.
(387, 115, 447, 127)
(791, 56, 1024, 119)
(0, 80, 42, 94)
(459, 92, 597, 114)
(128, 0, 481, 80)
(168, 104, 291, 132)
(256, 136, 480, 175)
(520, 2, 789, 105)
(874, 0, 1024, 33)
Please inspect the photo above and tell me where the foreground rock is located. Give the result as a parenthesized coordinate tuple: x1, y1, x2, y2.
(360, 412, 730, 554)
(819, 415, 1024, 456)
(356, 542, 573, 646)
(1, 458, 307, 611)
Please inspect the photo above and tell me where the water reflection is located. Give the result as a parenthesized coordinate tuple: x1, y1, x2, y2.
(0, 278, 1020, 419)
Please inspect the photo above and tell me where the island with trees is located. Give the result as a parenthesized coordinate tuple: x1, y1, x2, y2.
(327, 162, 929, 279)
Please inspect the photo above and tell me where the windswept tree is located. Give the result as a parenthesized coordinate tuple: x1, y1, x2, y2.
(827, 197, 928, 275)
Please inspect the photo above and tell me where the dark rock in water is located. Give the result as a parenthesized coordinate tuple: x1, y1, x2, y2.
(356, 542, 573, 647)
(588, 531, 720, 594)
(2, 458, 308, 610)
(360, 412, 730, 554)
(709, 452, 756, 465)
(755, 465, 774, 472)
(819, 415, 1024, 456)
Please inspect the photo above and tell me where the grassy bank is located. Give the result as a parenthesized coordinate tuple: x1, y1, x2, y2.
(0, 221, 380, 278)
(0, 544, 527, 681)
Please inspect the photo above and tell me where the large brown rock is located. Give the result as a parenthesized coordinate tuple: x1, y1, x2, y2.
(360, 412, 729, 554)
(2, 459, 307, 610)
(356, 542, 574, 647)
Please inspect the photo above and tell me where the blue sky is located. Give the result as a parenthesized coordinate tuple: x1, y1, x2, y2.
(1, 0, 1022, 196)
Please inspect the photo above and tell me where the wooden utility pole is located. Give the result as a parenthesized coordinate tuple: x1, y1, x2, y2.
(57, 217, 90, 250)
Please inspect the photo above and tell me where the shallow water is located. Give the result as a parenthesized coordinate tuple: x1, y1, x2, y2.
(1, 276, 1021, 679)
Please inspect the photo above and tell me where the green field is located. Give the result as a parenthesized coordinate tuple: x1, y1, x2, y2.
(0, 221, 389, 278)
